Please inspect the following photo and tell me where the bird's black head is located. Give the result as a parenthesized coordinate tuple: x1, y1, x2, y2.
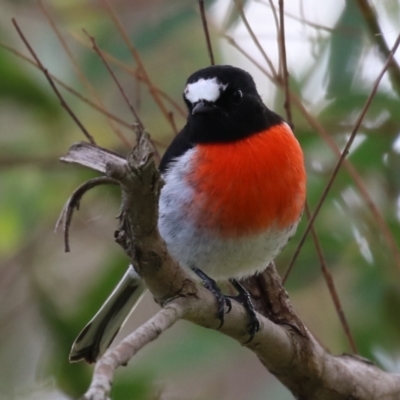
(183, 65, 282, 143)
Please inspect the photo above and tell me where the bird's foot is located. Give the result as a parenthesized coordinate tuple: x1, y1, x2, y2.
(192, 267, 232, 328)
(228, 279, 260, 343)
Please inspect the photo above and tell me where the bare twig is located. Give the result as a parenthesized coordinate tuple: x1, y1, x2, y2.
(81, 304, 185, 400)
(57, 141, 127, 252)
(38, 0, 132, 147)
(273, 2, 356, 349)
(305, 203, 358, 354)
(12, 19, 96, 144)
(0, 41, 167, 149)
(267, 0, 281, 72)
(287, 95, 400, 275)
(102, 0, 178, 135)
(234, 0, 278, 79)
(271, 3, 355, 348)
(283, 31, 400, 282)
(256, 0, 335, 33)
(222, 34, 275, 80)
(278, 0, 293, 129)
(83, 29, 144, 129)
(71, 32, 187, 118)
(267, 0, 280, 38)
(56, 176, 119, 252)
(198, 0, 215, 65)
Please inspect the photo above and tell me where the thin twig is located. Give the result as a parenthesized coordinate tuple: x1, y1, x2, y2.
(267, 0, 280, 38)
(71, 32, 187, 118)
(198, 0, 215, 65)
(267, 0, 281, 73)
(81, 304, 186, 399)
(38, 0, 132, 147)
(83, 29, 144, 129)
(0, 41, 167, 148)
(233, 0, 278, 79)
(305, 203, 358, 354)
(55, 176, 119, 252)
(278, 0, 294, 129)
(283, 32, 400, 283)
(274, 4, 354, 343)
(222, 34, 275, 80)
(255, 0, 335, 33)
(274, 0, 354, 345)
(260, 0, 361, 37)
(11, 19, 95, 144)
(224, 33, 400, 274)
(102, 0, 178, 135)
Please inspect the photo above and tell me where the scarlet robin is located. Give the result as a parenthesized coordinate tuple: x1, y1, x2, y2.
(70, 65, 306, 364)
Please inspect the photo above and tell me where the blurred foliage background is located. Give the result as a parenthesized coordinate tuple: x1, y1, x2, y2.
(1, 0, 400, 399)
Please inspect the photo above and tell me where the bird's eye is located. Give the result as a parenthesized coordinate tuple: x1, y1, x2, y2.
(231, 89, 243, 104)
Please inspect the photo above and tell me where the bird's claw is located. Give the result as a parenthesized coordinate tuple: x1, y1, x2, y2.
(193, 267, 231, 328)
(229, 279, 261, 343)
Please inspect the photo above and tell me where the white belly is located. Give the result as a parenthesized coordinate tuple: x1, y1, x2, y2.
(158, 149, 297, 280)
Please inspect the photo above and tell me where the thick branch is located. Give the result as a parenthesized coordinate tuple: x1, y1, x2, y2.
(63, 130, 400, 400)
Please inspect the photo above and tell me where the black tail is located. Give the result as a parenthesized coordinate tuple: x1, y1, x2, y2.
(69, 266, 146, 363)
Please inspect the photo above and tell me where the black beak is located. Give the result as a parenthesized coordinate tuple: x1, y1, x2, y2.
(192, 101, 217, 115)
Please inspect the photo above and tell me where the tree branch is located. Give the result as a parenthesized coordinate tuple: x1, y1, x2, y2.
(198, 0, 215, 65)
(80, 304, 186, 400)
(278, 0, 294, 129)
(12, 19, 96, 145)
(83, 29, 144, 130)
(38, 0, 132, 147)
(102, 0, 179, 135)
(62, 126, 400, 400)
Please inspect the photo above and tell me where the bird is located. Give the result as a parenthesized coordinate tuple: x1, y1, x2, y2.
(69, 65, 306, 364)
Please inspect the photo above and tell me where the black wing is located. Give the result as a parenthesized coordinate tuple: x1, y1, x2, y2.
(159, 126, 194, 174)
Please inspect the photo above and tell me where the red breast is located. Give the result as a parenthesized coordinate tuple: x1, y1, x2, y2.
(185, 123, 306, 237)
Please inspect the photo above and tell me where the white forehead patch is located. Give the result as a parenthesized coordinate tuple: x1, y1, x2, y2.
(184, 78, 227, 104)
